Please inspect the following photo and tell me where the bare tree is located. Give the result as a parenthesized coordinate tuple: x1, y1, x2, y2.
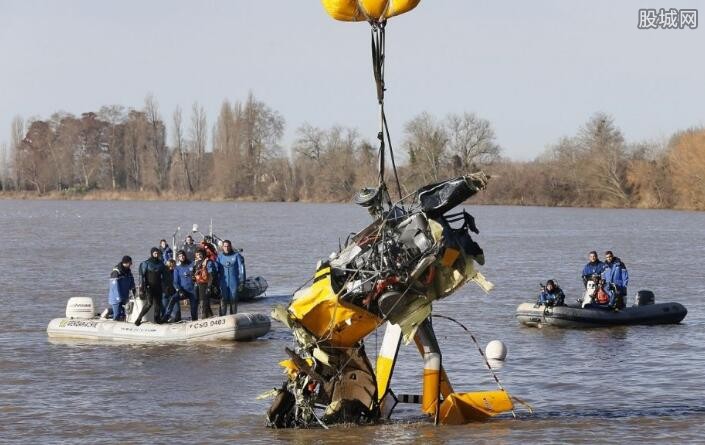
(144, 94, 168, 191)
(172, 105, 193, 193)
(98, 105, 126, 190)
(240, 93, 285, 195)
(668, 127, 705, 209)
(579, 113, 631, 206)
(445, 112, 500, 173)
(293, 123, 325, 161)
(0, 142, 8, 190)
(212, 100, 240, 196)
(189, 102, 207, 191)
(403, 112, 447, 184)
(10, 116, 24, 189)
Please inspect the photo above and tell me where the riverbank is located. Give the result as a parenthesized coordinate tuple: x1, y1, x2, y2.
(1, 189, 702, 211)
(0, 190, 265, 202)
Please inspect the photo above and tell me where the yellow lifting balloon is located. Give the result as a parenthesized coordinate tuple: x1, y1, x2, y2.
(322, 0, 420, 22)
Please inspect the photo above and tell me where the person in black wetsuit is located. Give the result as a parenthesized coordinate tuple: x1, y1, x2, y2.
(136, 247, 166, 326)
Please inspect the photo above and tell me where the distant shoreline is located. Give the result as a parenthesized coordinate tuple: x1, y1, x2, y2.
(0, 190, 281, 203)
(1, 190, 700, 212)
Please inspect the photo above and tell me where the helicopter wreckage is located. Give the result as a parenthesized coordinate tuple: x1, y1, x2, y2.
(263, 173, 524, 427)
(261, 0, 527, 428)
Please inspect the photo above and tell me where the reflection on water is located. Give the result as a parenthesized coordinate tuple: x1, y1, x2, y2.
(0, 201, 704, 443)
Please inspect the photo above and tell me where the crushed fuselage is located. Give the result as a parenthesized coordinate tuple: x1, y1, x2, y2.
(267, 173, 513, 427)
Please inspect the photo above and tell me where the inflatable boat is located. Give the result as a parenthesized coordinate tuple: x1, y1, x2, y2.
(516, 292, 687, 328)
(47, 297, 271, 342)
(240, 276, 269, 302)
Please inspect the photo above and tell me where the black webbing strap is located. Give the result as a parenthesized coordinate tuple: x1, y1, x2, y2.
(370, 21, 404, 204)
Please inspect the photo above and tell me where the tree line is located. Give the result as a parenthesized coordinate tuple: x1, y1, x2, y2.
(1, 93, 704, 210)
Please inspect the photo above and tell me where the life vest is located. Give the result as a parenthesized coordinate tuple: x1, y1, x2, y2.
(194, 259, 211, 284)
(596, 287, 610, 304)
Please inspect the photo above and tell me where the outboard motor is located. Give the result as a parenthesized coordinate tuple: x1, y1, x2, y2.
(635, 290, 655, 306)
(66, 297, 95, 319)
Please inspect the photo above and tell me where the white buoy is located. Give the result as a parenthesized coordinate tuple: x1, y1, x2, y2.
(485, 340, 507, 361)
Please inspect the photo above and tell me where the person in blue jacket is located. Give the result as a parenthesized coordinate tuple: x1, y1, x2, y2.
(217, 240, 245, 316)
(108, 256, 136, 321)
(581, 250, 605, 288)
(165, 250, 198, 321)
(159, 239, 173, 264)
(537, 279, 565, 306)
(135, 247, 166, 326)
(602, 250, 629, 309)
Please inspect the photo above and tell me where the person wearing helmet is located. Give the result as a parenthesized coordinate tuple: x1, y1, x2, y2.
(135, 247, 166, 326)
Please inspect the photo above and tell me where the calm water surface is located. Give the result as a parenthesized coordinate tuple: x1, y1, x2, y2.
(1, 200, 704, 444)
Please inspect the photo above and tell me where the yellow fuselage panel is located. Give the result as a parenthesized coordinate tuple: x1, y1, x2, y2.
(289, 271, 380, 348)
(321, 0, 420, 22)
(439, 391, 514, 424)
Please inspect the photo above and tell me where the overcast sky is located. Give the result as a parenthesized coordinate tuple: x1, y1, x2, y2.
(1, 0, 703, 160)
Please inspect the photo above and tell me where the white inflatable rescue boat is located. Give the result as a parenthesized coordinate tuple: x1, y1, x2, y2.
(47, 297, 271, 342)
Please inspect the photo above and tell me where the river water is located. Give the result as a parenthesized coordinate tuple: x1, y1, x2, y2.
(0, 200, 704, 444)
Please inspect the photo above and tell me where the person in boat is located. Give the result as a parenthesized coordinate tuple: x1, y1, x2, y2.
(192, 247, 217, 319)
(108, 256, 136, 321)
(161, 259, 178, 322)
(182, 235, 197, 263)
(166, 250, 198, 321)
(581, 251, 605, 288)
(135, 247, 167, 326)
(200, 236, 219, 262)
(602, 250, 629, 309)
(159, 239, 174, 264)
(217, 239, 245, 316)
(537, 279, 565, 306)
(589, 276, 614, 308)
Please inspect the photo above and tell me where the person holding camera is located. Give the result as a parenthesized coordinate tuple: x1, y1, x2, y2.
(537, 279, 565, 307)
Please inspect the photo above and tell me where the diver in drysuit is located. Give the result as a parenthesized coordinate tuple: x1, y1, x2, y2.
(193, 248, 217, 319)
(217, 239, 245, 315)
(108, 256, 136, 321)
(135, 247, 166, 326)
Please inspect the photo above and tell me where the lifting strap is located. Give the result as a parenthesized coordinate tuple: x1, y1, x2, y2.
(370, 21, 404, 205)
